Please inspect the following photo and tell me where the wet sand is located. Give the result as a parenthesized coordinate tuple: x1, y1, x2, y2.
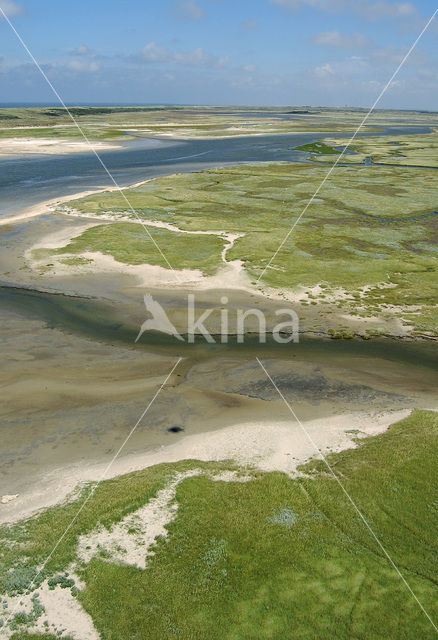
(1, 199, 437, 525)
(1, 284, 437, 523)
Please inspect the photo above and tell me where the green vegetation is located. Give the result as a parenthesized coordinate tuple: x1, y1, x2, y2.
(1, 411, 438, 638)
(53, 161, 438, 334)
(318, 132, 438, 168)
(53, 222, 224, 275)
(10, 635, 72, 640)
(0, 461, 229, 597)
(0, 125, 130, 142)
(295, 140, 340, 154)
(58, 256, 93, 266)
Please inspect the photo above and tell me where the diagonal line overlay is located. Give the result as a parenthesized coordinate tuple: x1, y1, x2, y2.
(256, 357, 438, 634)
(0, 7, 181, 280)
(2, 357, 182, 631)
(256, 8, 438, 283)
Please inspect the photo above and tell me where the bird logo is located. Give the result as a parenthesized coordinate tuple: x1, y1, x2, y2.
(135, 294, 184, 343)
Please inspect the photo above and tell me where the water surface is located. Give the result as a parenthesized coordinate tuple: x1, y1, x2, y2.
(0, 125, 431, 218)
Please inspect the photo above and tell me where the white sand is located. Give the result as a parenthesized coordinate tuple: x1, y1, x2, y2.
(0, 408, 422, 638)
(0, 176, 157, 226)
(0, 136, 121, 157)
(0, 408, 413, 526)
(0, 189, 112, 226)
(1, 573, 99, 640)
(77, 469, 201, 570)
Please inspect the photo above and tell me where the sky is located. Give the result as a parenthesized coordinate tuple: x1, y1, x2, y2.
(0, 0, 437, 108)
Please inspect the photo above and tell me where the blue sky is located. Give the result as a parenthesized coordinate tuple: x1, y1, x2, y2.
(0, 0, 437, 108)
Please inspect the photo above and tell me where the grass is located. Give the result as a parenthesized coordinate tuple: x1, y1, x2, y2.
(78, 411, 438, 640)
(58, 256, 93, 266)
(295, 141, 340, 154)
(53, 161, 438, 335)
(11, 631, 73, 640)
(318, 132, 438, 168)
(0, 461, 230, 596)
(52, 222, 225, 275)
(0, 126, 130, 142)
(2, 411, 438, 638)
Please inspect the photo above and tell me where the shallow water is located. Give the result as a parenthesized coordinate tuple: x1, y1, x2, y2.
(1, 283, 437, 371)
(0, 125, 432, 218)
(1, 279, 437, 524)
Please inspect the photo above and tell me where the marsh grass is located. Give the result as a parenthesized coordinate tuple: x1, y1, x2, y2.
(54, 162, 438, 333)
(53, 223, 225, 275)
(0, 106, 371, 142)
(322, 132, 438, 168)
(76, 411, 438, 639)
(295, 141, 340, 155)
(9, 635, 71, 640)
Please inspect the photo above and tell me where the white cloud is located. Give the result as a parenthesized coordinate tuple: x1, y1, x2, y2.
(171, 0, 205, 20)
(313, 31, 371, 48)
(71, 45, 93, 56)
(231, 71, 281, 90)
(66, 59, 100, 73)
(271, 0, 345, 11)
(270, 0, 420, 22)
(358, 1, 418, 20)
(0, 0, 23, 17)
(174, 47, 212, 65)
(141, 42, 171, 63)
(314, 62, 335, 78)
(217, 56, 230, 68)
(137, 42, 227, 68)
(369, 44, 429, 66)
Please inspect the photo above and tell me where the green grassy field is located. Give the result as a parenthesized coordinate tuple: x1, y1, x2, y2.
(295, 140, 341, 154)
(305, 132, 438, 168)
(52, 222, 224, 275)
(1, 410, 438, 638)
(50, 161, 438, 335)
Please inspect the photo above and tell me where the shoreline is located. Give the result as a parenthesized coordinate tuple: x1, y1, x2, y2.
(0, 408, 414, 525)
(0, 185, 431, 342)
(22, 210, 421, 341)
(0, 176, 159, 226)
(0, 136, 124, 158)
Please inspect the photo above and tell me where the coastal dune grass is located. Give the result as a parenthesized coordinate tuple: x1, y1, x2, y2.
(2, 410, 438, 638)
(0, 461, 228, 594)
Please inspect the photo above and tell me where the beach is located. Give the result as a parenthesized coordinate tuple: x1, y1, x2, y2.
(0, 136, 123, 157)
